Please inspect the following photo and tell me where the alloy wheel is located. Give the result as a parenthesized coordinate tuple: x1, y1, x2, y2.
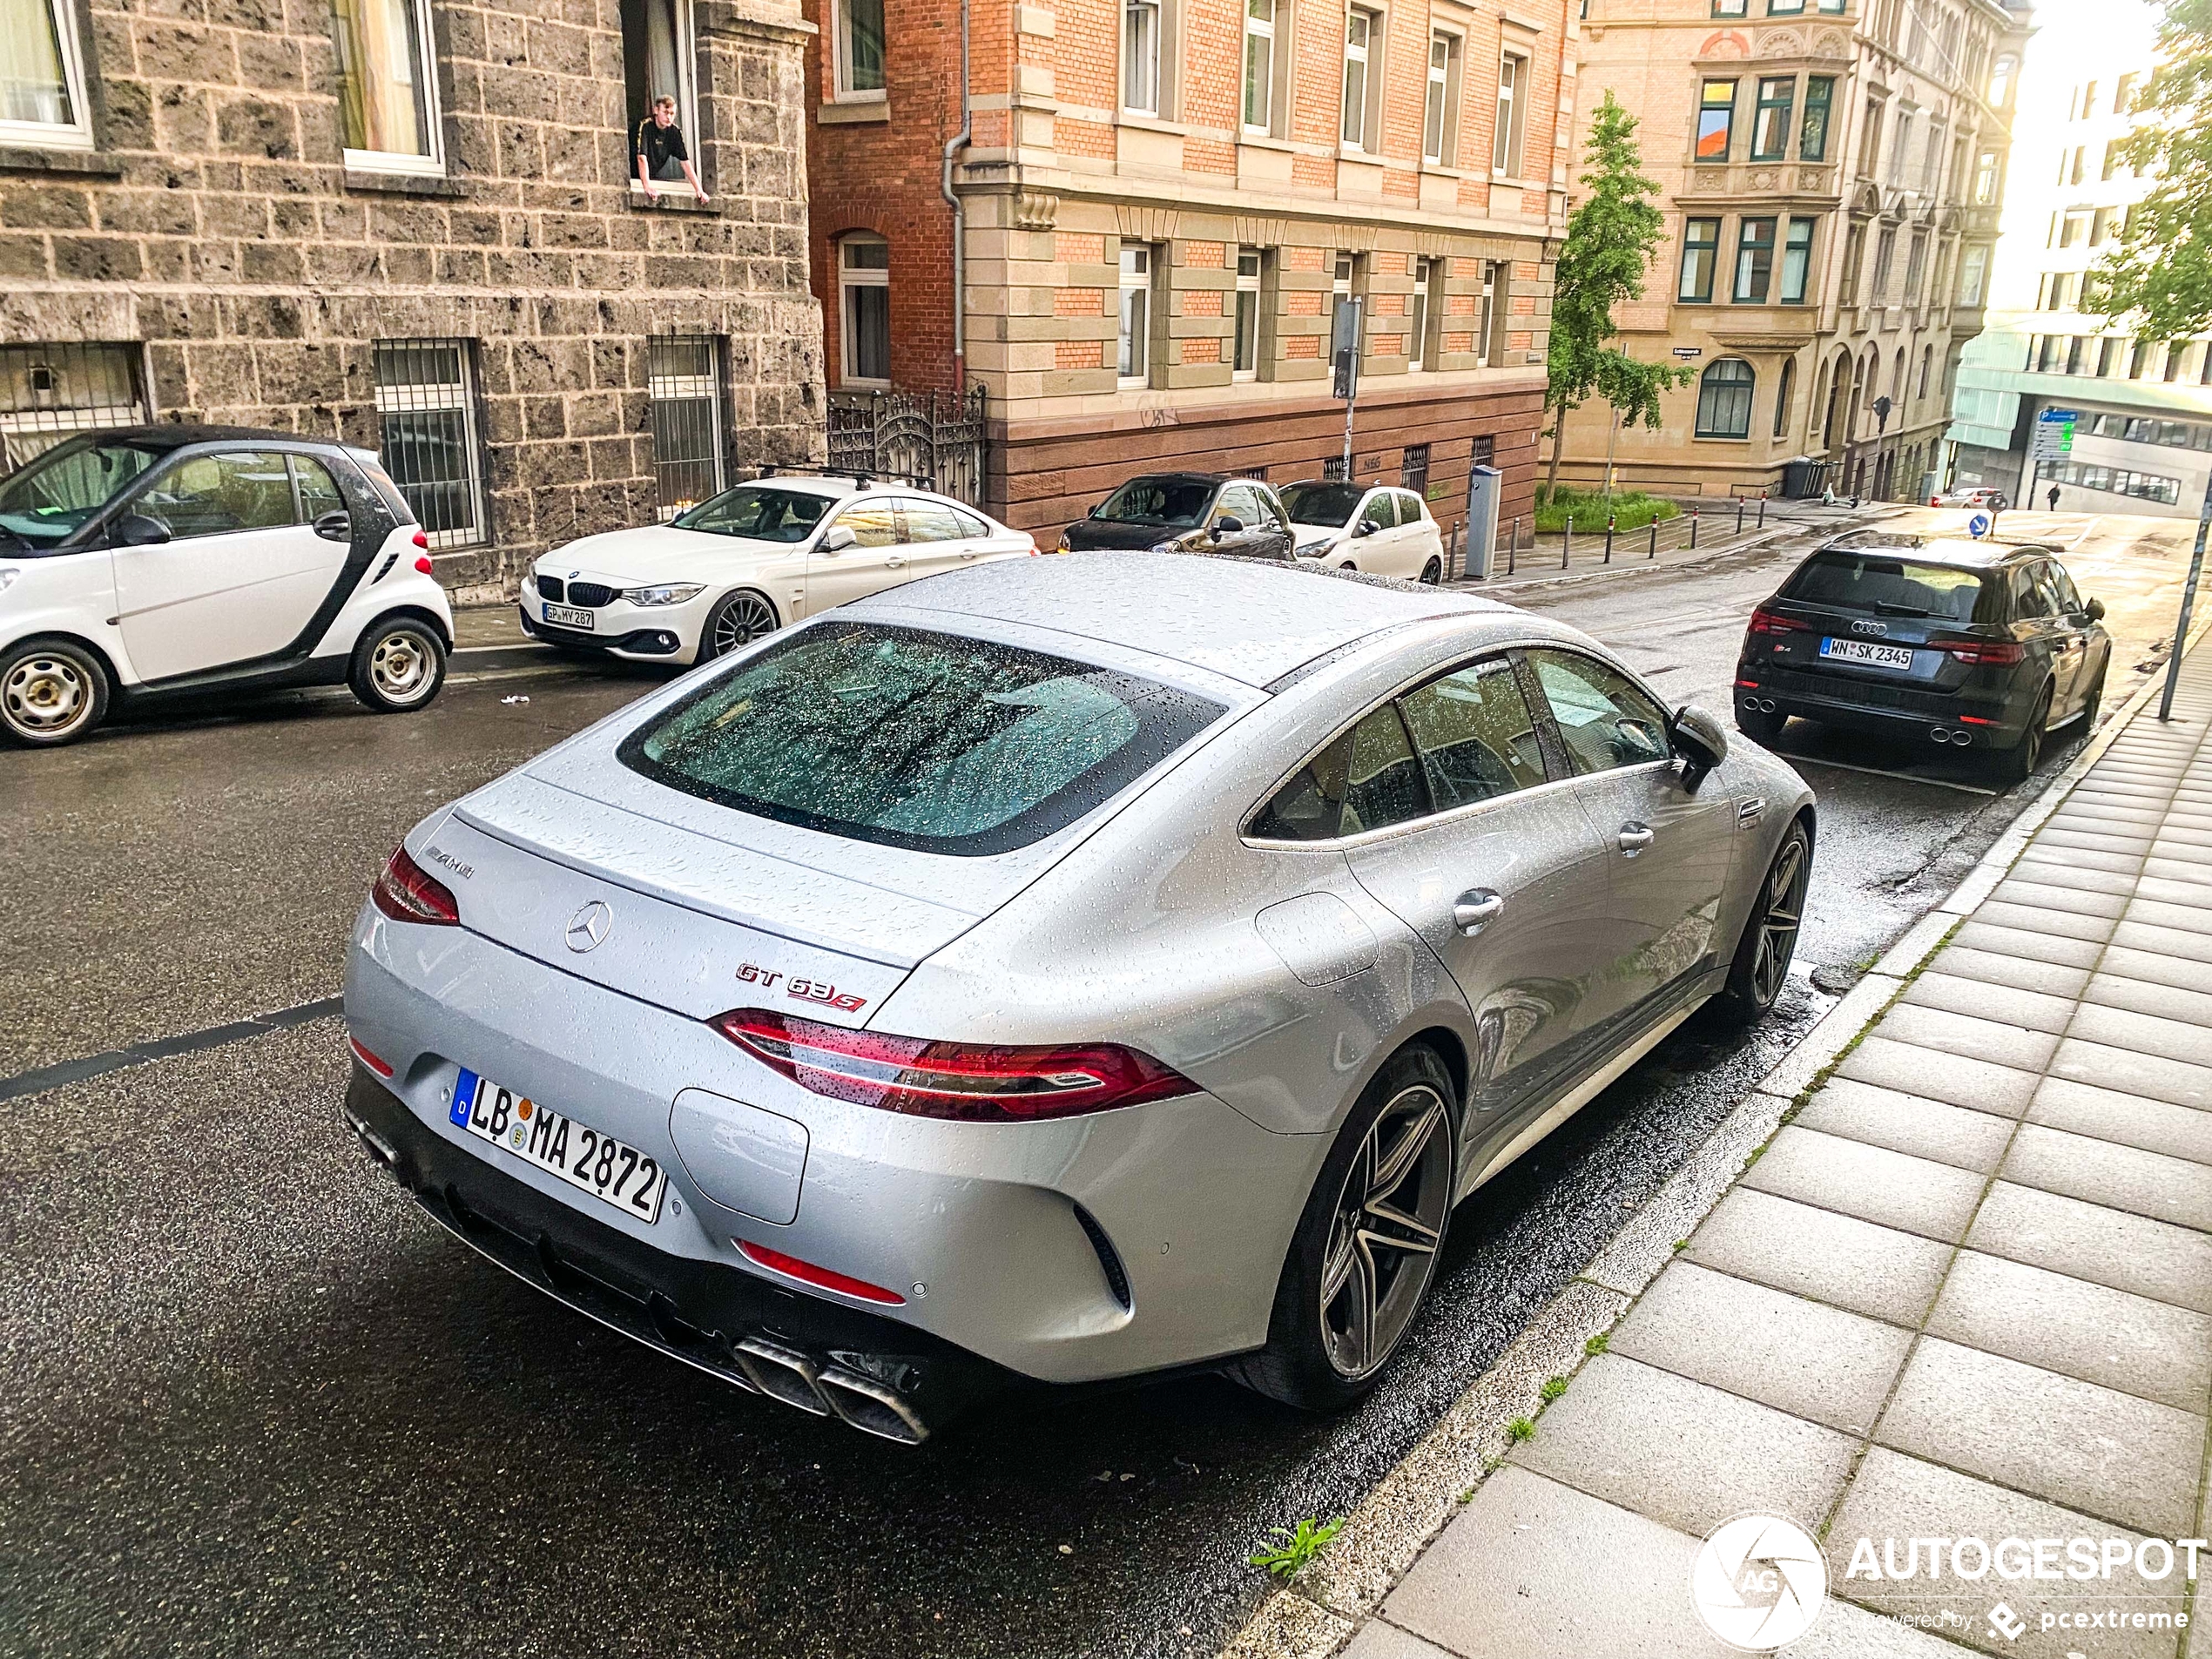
(3, 653, 91, 738)
(711, 592, 778, 658)
(1750, 833, 1809, 1008)
(1318, 1084, 1451, 1379)
(370, 631, 432, 703)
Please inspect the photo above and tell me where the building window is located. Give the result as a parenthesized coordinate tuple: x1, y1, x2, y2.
(1344, 9, 1381, 152)
(1750, 77, 1793, 161)
(1887, 112, 1913, 185)
(621, 0, 698, 177)
(1839, 223, 1863, 305)
(1773, 356, 1795, 438)
(2047, 459, 2181, 508)
(1734, 217, 1777, 302)
(1409, 257, 1436, 371)
(838, 233, 890, 386)
(2129, 340, 2152, 378)
(1859, 98, 1883, 178)
(833, 0, 885, 97)
(1972, 148, 1999, 202)
(1871, 226, 1896, 298)
(1696, 79, 1736, 163)
(1402, 443, 1432, 496)
(1987, 54, 2013, 106)
(1958, 243, 1988, 305)
(332, 0, 442, 172)
(1679, 217, 1720, 302)
(1123, 0, 1162, 115)
(1800, 77, 1832, 161)
(648, 333, 725, 521)
(1696, 358, 1755, 439)
(2096, 337, 2119, 376)
(1917, 342, 1933, 398)
(1494, 50, 1528, 174)
(1243, 0, 1275, 132)
(1234, 246, 1263, 380)
(1768, 0, 1803, 15)
(0, 0, 91, 149)
(1425, 30, 1463, 165)
(0, 342, 147, 470)
(372, 338, 487, 550)
(1903, 232, 1927, 304)
(2168, 342, 2191, 382)
(1118, 244, 1155, 387)
(1780, 217, 1814, 304)
(1478, 260, 1500, 363)
(1712, 0, 1746, 17)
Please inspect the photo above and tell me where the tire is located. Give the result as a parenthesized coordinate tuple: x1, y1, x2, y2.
(1721, 819, 1811, 1021)
(0, 637, 110, 746)
(699, 589, 779, 662)
(2076, 663, 2107, 731)
(1419, 557, 1443, 586)
(1736, 705, 1787, 745)
(1231, 1046, 1456, 1412)
(1991, 683, 2053, 786)
(347, 617, 447, 713)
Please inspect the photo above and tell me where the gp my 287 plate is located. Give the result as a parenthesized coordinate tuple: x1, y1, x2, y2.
(451, 1068, 667, 1223)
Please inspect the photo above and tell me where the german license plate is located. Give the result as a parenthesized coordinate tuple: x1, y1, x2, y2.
(1820, 637, 1915, 671)
(451, 1068, 667, 1224)
(543, 603, 595, 629)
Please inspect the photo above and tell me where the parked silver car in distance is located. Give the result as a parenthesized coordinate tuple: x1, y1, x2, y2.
(341, 552, 1815, 1442)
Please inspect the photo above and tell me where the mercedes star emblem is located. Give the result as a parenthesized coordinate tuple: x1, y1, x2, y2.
(564, 900, 613, 953)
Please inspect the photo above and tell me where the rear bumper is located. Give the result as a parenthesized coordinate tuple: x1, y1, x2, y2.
(1735, 664, 2032, 745)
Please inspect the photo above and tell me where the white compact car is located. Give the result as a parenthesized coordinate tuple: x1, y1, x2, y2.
(1279, 480, 1447, 583)
(0, 427, 455, 746)
(520, 473, 1037, 665)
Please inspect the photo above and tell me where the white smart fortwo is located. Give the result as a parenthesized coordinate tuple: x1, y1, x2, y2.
(0, 426, 455, 746)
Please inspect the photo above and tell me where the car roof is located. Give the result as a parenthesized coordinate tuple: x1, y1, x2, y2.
(57, 423, 348, 452)
(1815, 531, 2047, 570)
(854, 549, 1516, 687)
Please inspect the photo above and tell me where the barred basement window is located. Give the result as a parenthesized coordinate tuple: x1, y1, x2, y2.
(1401, 442, 1431, 496)
(372, 338, 488, 550)
(649, 333, 726, 520)
(0, 342, 148, 472)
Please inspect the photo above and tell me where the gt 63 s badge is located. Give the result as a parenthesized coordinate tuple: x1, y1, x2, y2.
(737, 961, 867, 1014)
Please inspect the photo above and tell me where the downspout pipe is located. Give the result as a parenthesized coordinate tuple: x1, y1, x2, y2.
(941, 0, 972, 392)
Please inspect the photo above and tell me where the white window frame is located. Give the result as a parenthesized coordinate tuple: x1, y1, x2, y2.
(1494, 49, 1529, 177)
(624, 0, 702, 195)
(1118, 244, 1155, 388)
(1477, 260, 1497, 365)
(1424, 28, 1463, 166)
(1409, 257, 1434, 371)
(831, 0, 887, 102)
(838, 233, 891, 388)
(334, 0, 446, 176)
(1342, 7, 1379, 152)
(1123, 0, 1162, 117)
(1233, 246, 1263, 381)
(0, 0, 93, 151)
(1243, 0, 1276, 136)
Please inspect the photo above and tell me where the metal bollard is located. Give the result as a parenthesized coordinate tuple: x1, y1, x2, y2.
(1508, 516, 1519, 575)
(1690, 507, 1700, 549)
(1736, 497, 1745, 535)
(1604, 513, 1616, 564)
(1757, 496, 1767, 529)
(1649, 519, 1658, 559)
(1563, 515, 1572, 569)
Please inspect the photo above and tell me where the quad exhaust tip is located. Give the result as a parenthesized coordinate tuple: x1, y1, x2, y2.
(1742, 696, 1779, 713)
(732, 1335, 931, 1443)
(1929, 726, 1973, 747)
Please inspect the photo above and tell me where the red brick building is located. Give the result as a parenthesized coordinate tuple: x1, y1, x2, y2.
(800, 0, 1573, 543)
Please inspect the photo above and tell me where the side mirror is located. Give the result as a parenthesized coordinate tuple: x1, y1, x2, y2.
(821, 524, 857, 552)
(116, 513, 171, 547)
(2085, 597, 2107, 623)
(1213, 515, 1245, 537)
(312, 509, 351, 543)
(1355, 518, 1382, 538)
(1669, 704, 1729, 792)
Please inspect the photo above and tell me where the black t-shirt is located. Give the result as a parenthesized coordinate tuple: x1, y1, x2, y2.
(633, 118, 689, 177)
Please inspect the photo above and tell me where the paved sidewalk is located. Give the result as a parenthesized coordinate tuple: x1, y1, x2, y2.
(1327, 647, 2212, 1659)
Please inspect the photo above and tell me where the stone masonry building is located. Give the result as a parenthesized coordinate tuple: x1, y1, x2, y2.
(0, 0, 823, 595)
(1556, 0, 2030, 502)
(800, 0, 1576, 546)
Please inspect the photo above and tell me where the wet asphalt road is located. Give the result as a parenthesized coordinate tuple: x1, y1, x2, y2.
(0, 511, 2194, 1658)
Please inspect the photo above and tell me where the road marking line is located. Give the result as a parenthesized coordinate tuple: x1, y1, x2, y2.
(1781, 753, 2001, 796)
(0, 998, 342, 1105)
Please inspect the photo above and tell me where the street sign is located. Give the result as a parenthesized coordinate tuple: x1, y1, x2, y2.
(1330, 298, 1363, 401)
(1966, 512, 1991, 539)
(2031, 408, 2078, 461)
(1671, 346, 1703, 360)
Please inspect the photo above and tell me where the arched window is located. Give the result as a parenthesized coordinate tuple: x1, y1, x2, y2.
(1696, 358, 1755, 439)
(837, 233, 891, 387)
(1916, 344, 1933, 400)
(1773, 356, 1796, 439)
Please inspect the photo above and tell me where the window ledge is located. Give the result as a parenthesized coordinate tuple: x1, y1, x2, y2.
(1239, 132, 1296, 153)
(0, 145, 124, 177)
(344, 168, 469, 198)
(1117, 111, 1190, 138)
(819, 99, 890, 125)
(628, 187, 719, 214)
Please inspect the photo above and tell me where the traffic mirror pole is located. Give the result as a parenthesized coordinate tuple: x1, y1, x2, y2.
(2158, 474, 2212, 723)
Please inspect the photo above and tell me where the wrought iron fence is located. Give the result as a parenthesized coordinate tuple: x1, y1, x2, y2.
(649, 332, 727, 519)
(827, 386, 988, 506)
(372, 337, 489, 549)
(0, 342, 150, 472)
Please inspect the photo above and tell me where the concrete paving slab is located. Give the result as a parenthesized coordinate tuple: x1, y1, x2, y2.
(2013, 845, 2148, 875)
(1925, 1249, 2212, 1412)
(1683, 1188, 1952, 1326)
(1870, 1003, 2061, 1071)
(2145, 857, 2212, 886)
(2099, 943, 2212, 996)
(1336, 1621, 1457, 1659)
(1741, 1127, 1991, 1240)
(1836, 1038, 2040, 1117)
(1381, 1467, 1730, 1659)
(2000, 1123, 2212, 1231)
(2032, 827, 2155, 856)
(1827, 1448, 2179, 1659)
(2029, 1076, 2212, 1167)
(1988, 880, 2131, 921)
(2082, 970, 2212, 1028)
(2070, 1000, 2212, 1069)
(1792, 1078, 2015, 1172)
(2048, 1036, 2212, 1111)
(2110, 918, 2212, 965)
(1997, 861, 2147, 896)
(2124, 896, 2212, 938)
(1967, 900, 2117, 943)
(1777, 1598, 1982, 1659)
(1610, 1262, 1913, 1433)
(1514, 1355, 1858, 1541)
(1902, 971, 2079, 1034)
(1925, 948, 2094, 1001)
(1967, 1181, 2212, 1314)
(1946, 923, 2108, 969)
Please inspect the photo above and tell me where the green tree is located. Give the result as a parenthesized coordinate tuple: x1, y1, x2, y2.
(2092, 0, 2212, 340)
(1543, 91, 1693, 499)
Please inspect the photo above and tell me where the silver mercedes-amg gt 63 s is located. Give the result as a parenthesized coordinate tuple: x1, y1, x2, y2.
(342, 553, 1814, 1442)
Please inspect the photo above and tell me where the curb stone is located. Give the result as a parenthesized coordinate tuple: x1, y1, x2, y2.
(1212, 601, 2212, 1659)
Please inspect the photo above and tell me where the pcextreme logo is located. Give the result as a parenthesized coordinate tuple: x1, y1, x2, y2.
(1691, 1514, 1828, 1650)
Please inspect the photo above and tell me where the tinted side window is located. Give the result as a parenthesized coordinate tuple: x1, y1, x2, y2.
(833, 502, 898, 549)
(133, 452, 297, 541)
(1362, 493, 1398, 529)
(1527, 650, 1672, 776)
(1399, 491, 1429, 523)
(1217, 485, 1260, 525)
(953, 508, 989, 537)
(293, 456, 345, 520)
(2033, 565, 2073, 617)
(1252, 728, 1355, 841)
(1400, 658, 1548, 808)
(2047, 563, 2084, 614)
(1251, 489, 1287, 530)
(1342, 704, 1429, 833)
(2011, 564, 2056, 619)
(897, 501, 968, 543)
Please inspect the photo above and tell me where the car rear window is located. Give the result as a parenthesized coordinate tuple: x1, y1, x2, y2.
(1780, 553, 1999, 624)
(618, 622, 1224, 856)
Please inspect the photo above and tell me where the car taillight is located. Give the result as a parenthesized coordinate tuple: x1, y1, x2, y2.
(1748, 606, 1808, 635)
(372, 845, 460, 925)
(348, 1035, 395, 1076)
(710, 1008, 1196, 1123)
(1932, 636, 2026, 665)
(411, 530, 429, 549)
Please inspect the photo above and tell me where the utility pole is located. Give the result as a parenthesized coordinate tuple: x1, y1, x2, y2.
(1332, 296, 1364, 481)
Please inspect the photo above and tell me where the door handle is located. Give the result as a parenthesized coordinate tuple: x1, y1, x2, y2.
(1453, 889, 1505, 935)
(885, 553, 906, 568)
(1618, 823, 1656, 856)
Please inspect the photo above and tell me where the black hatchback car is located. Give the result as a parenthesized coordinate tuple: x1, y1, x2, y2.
(1058, 472, 1298, 561)
(1735, 534, 2111, 782)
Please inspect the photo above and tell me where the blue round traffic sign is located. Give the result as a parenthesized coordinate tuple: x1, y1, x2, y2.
(1966, 512, 1991, 539)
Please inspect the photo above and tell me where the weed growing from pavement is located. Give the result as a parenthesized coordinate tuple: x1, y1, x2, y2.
(1585, 1332, 1610, 1355)
(1249, 1517, 1343, 1580)
(1672, 1238, 1689, 1252)
(1507, 1417, 1536, 1443)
